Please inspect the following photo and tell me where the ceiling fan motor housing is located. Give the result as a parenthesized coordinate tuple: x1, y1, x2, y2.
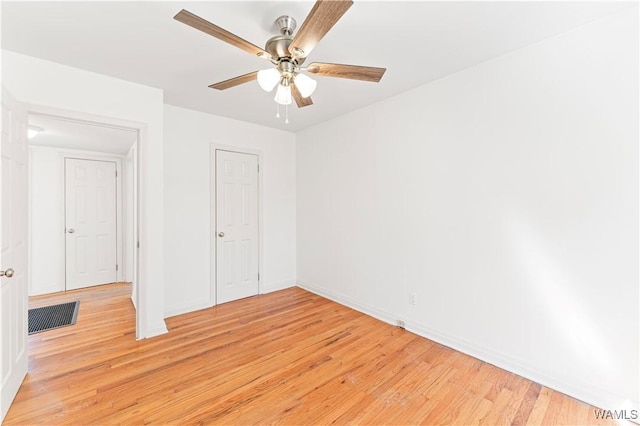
(265, 35, 294, 59)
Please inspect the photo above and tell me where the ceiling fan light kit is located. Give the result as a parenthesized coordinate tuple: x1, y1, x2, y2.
(274, 79, 293, 106)
(174, 0, 386, 124)
(294, 73, 317, 98)
(257, 68, 280, 92)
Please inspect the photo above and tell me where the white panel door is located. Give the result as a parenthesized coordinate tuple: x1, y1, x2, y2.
(216, 150, 259, 304)
(0, 89, 28, 422)
(65, 159, 117, 290)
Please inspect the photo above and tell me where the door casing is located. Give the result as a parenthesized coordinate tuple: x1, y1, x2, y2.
(26, 107, 146, 339)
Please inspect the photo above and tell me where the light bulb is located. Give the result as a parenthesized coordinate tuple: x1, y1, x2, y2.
(294, 73, 317, 98)
(257, 68, 280, 92)
(274, 83, 292, 105)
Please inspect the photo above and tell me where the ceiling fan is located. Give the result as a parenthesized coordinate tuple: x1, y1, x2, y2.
(174, 0, 386, 121)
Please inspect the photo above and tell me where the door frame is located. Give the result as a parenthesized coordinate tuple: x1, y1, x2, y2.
(25, 105, 146, 339)
(209, 145, 263, 306)
(62, 155, 122, 290)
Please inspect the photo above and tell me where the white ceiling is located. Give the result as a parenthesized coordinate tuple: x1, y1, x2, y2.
(29, 114, 137, 155)
(2, 1, 634, 132)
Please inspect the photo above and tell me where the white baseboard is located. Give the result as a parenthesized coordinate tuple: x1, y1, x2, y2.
(296, 280, 638, 417)
(405, 320, 638, 416)
(144, 321, 168, 339)
(29, 286, 65, 297)
(163, 280, 296, 319)
(297, 280, 398, 326)
(261, 279, 296, 294)
(164, 299, 212, 319)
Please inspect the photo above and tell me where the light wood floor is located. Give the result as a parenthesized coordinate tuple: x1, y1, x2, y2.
(4, 283, 620, 425)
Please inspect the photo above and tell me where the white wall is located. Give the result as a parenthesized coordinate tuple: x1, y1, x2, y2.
(163, 105, 296, 317)
(3, 50, 166, 337)
(296, 7, 638, 412)
(28, 146, 125, 296)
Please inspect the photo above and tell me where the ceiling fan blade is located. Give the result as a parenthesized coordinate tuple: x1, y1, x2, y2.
(306, 62, 386, 82)
(209, 71, 259, 90)
(174, 9, 269, 58)
(289, 0, 353, 59)
(292, 84, 313, 108)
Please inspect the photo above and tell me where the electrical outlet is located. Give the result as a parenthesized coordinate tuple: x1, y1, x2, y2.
(409, 292, 417, 306)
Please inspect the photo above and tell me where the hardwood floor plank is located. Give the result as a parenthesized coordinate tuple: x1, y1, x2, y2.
(527, 387, 553, 425)
(4, 284, 618, 425)
(512, 382, 542, 425)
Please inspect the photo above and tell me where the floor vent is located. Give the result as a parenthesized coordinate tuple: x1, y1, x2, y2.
(28, 301, 80, 334)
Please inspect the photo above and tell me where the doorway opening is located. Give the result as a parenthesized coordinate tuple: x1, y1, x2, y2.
(27, 111, 141, 337)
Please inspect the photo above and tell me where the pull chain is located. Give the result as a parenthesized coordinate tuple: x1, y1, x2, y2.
(285, 105, 289, 124)
(276, 103, 280, 119)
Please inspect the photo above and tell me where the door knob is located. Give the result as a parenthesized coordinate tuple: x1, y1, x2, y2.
(218, 232, 225, 237)
(0, 268, 14, 278)
(67, 228, 75, 234)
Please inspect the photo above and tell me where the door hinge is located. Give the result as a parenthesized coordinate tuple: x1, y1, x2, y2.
(137, 241, 140, 249)
(257, 164, 260, 173)
(258, 273, 260, 281)
(115, 170, 118, 177)
(116, 264, 119, 271)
